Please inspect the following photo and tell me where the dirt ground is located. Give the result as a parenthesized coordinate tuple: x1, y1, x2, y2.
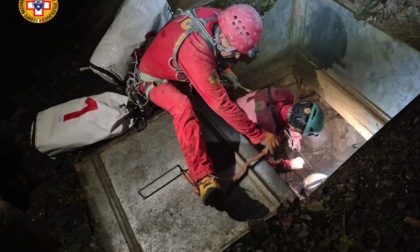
(2, 0, 419, 251)
(335, 0, 420, 52)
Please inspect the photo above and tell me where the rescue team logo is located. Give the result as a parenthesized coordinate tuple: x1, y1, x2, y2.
(181, 18, 192, 30)
(255, 101, 266, 112)
(18, 0, 58, 24)
(208, 70, 220, 85)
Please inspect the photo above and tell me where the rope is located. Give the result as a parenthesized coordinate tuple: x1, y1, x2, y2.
(233, 151, 266, 183)
(267, 86, 283, 135)
(284, 129, 314, 169)
(125, 55, 149, 108)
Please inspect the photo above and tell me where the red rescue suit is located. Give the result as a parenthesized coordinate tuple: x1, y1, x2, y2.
(139, 7, 266, 183)
(236, 87, 294, 139)
(236, 87, 302, 171)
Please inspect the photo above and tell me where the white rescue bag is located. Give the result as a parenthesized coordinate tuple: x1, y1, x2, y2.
(30, 92, 133, 157)
(89, 0, 172, 85)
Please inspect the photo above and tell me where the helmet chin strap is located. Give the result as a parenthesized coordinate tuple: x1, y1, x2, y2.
(247, 47, 259, 57)
(214, 24, 259, 57)
(214, 25, 237, 53)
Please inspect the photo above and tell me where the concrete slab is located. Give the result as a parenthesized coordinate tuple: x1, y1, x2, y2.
(76, 110, 288, 251)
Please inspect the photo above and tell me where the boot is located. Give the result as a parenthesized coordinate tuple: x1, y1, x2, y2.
(196, 174, 224, 210)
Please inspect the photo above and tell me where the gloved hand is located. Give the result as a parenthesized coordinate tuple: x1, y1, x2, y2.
(221, 68, 240, 89)
(288, 138, 301, 152)
(290, 157, 305, 169)
(261, 132, 280, 155)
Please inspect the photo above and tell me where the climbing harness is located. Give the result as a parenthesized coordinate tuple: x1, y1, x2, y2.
(125, 53, 158, 132)
(126, 8, 219, 105)
(169, 8, 218, 81)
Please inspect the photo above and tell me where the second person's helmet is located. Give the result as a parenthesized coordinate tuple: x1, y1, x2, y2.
(217, 4, 263, 57)
(288, 101, 326, 136)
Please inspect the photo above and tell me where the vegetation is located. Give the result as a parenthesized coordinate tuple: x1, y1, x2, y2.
(208, 0, 277, 15)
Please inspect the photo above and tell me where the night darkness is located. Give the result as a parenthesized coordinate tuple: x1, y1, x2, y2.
(6, 0, 89, 120)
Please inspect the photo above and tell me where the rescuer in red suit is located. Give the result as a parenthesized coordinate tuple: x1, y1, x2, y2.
(132, 4, 278, 207)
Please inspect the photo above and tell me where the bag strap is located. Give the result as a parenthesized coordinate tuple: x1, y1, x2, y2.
(267, 86, 283, 135)
(170, 9, 217, 81)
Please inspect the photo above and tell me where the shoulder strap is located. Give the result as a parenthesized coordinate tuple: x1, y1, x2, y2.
(171, 9, 217, 81)
(267, 86, 283, 135)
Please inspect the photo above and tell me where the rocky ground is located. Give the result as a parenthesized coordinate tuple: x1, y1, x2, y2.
(2, 0, 419, 251)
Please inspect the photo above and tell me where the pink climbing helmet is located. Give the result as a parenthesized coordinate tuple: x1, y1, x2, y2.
(217, 4, 263, 56)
